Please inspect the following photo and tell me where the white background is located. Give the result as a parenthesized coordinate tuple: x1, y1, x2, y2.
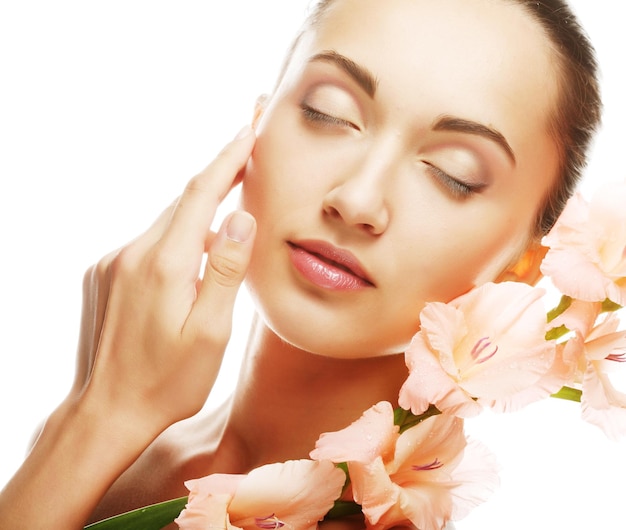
(0, 2, 625, 528)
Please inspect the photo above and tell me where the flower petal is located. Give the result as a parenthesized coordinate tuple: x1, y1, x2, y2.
(349, 457, 401, 527)
(401, 282, 555, 415)
(399, 334, 481, 418)
(582, 364, 626, 441)
(175, 474, 243, 530)
(541, 248, 615, 302)
(310, 402, 399, 464)
(449, 438, 500, 521)
(358, 415, 495, 530)
(541, 183, 626, 305)
(229, 460, 345, 530)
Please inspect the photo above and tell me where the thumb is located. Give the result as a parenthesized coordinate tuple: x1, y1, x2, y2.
(189, 210, 256, 337)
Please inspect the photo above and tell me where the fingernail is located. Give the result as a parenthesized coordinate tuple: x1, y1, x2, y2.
(234, 125, 253, 140)
(226, 211, 255, 242)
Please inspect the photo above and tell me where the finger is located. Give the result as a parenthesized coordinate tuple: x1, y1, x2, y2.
(160, 126, 255, 259)
(72, 247, 120, 394)
(186, 210, 256, 342)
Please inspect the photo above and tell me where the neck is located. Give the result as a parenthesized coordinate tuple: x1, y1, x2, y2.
(222, 314, 409, 471)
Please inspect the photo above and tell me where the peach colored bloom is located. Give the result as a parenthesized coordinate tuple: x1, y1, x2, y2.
(175, 460, 345, 530)
(555, 303, 626, 440)
(310, 401, 498, 530)
(540, 182, 626, 305)
(550, 299, 603, 376)
(398, 282, 557, 417)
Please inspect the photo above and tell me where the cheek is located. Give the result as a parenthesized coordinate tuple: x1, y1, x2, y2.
(242, 126, 314, 216)
(393, 207, 528, 301)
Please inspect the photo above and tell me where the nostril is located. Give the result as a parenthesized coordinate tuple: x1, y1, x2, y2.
(322, 187, 389, 235)
(324, 205, 342, 220)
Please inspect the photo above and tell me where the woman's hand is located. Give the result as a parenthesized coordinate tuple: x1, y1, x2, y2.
(74, 125, 257, 433)
(0, 126, 256, 530)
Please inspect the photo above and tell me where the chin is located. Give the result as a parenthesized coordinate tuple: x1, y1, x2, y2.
(248, 292, 410, 360)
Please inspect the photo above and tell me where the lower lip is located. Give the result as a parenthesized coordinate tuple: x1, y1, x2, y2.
(287, 244, 372, 291)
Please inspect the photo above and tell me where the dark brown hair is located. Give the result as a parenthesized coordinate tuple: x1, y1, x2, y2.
(511, 0, 602, 235)
(292, 0, 602, 236)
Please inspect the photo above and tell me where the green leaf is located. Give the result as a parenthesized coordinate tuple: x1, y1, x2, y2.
(325, 500, 362, 520)
(550, 386, 582, 403)
(601, 298, 623, 313)
(84, 496, 188, 530)
(545, 324, 570, 341)
(547, 295, 572, 323)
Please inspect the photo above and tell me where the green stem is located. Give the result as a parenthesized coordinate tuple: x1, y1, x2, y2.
(394, 404, 441, 434)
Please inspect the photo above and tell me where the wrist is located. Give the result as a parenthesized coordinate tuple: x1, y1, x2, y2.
(0, 394, 163, 530)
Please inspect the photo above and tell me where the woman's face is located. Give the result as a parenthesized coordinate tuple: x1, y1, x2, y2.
(241, 0, 560, 358)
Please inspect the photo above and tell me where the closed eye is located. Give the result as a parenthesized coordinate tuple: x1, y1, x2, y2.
(301, 103, 360, 131)
(424, 162, 484, 199)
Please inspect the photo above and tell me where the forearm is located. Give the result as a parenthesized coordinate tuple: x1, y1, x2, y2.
(0, 395, 160, 530)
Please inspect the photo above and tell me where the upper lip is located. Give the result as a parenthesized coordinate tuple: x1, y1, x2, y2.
(288, 239, 375, 286)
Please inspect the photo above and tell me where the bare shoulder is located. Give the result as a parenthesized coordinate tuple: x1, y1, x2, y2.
(87, 410, 224, 525)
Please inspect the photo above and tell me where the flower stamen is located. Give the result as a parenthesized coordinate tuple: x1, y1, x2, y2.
(255, 514, 285, 529)
(412, 458, 444, 471)
(470, 336, 499, 364)
(607, 352, 626, 363)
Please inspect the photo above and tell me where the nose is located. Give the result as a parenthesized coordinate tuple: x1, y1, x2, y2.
(322, 153, 392, 236)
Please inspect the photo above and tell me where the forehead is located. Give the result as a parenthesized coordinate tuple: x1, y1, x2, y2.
(286, 0, 558, 153)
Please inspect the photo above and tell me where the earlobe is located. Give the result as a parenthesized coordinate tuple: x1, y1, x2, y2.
(496, 243, 548, 286)
(252, 94, 270, 130)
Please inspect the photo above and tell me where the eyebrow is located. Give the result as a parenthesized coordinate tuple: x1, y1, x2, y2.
(432, 115, 516, 166)
(308, 50, 378, 98)
(306, 53, 515, 165)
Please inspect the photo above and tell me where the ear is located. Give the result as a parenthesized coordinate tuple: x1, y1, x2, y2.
(495, 242, 548, 286)
(252, 94, 269, 130)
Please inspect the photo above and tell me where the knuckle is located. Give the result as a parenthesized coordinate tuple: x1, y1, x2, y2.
(82, 264, 97, 292)
(145, 245, 183, 281)
(83, 248, 119, 292)
(180, 175, 219, 209)
(109, 244, 141, 278)
(185, 172, 206, 193)
(208, 252, 245, 287)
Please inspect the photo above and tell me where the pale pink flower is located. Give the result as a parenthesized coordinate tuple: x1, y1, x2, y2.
(550, 299, 603, 376)
(175, 459, 345, 530)
(556, 303, 626, 440)
(398, 282, 557, 417)
(540, 182, 626, 305)
(310, 401, 498, 530)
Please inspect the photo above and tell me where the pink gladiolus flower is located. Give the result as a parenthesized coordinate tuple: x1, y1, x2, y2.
(310, 401, 499, 530)
(556, 303, 626, 440)
(398, 282, 557, 417)
(175, 460, 345, 530)
(540, 182, 626, 305)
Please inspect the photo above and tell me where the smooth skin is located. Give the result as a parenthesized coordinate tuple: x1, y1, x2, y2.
(242, 0, 559, 359)
(0, 1, 563, 528)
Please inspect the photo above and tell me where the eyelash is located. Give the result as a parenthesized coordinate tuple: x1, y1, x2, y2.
(424, 163, 480, 199)
(299, 104, 480, 199)
(300, 103, 359, 130)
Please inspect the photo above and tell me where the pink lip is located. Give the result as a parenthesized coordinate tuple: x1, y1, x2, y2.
(287, 240, 375, 291)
